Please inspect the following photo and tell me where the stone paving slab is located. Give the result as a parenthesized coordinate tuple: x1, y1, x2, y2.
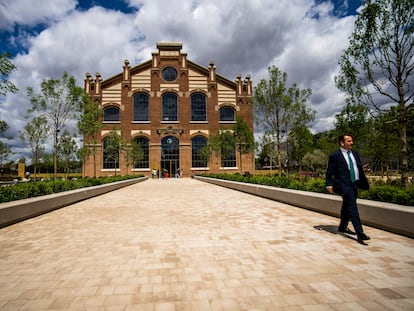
(0, 178, 413, 310)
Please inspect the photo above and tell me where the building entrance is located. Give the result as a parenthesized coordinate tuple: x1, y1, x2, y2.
(161, 136, 180, 177)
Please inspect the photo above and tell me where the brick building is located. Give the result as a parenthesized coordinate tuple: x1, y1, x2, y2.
(83, 42, 254, 178)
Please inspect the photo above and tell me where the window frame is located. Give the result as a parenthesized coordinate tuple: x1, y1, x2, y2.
(133, 137, 149, 169)
(133, 93, 149, 121)
(162, 93, 178, 122)
(191, 93, 207, 121)
(219, 106, 235, 122)
(191, 136, 208, 168)
(103, 106, 120, 122)
(102, 136, 120, 169)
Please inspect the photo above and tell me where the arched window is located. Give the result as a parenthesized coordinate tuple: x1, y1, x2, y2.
(162, 93, 178, 121)
(219, 107, 235, 121)
(192, 136, 207, 167)
(133, 93, 149, 121)
(103, 107, 120, 121)
(103, 136, 119, 169)
(191, 93, 206, 121)
(133, 137, 149, 168)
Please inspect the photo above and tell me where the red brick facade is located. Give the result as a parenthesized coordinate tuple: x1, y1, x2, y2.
(83, 42, 254, 178)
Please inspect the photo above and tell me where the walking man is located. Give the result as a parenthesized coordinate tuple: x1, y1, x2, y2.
(325, 134, 371, 244)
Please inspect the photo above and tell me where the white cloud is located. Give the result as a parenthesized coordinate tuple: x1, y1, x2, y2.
(0, 0, 76, 30)
(1, 0, 361, 162)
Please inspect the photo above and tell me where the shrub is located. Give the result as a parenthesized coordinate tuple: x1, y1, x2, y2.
(0, 175, 143, 203)
(198, 173, 414, 206)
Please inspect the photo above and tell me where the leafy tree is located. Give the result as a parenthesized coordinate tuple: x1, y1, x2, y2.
(253, 66, 312, 176)
(256, 135, 277, 170)
(0, 141, 11, 175)
(365, 107, 400, 178)
(0, 121, 8, 137)
(302, 149, 328, 173)
(208, 130, 235, 162)
(57, 130, 78, 178)
(233, 117, 255, 173)
(200, 145, 211, 168)
(78, 100, 103, 177)
(0, 52, 18, 97)
(104, 128, 122, 176)
(122, 138, 144, 174)
(333, 103, 372, 150)
(289, 125, 314, 173)
(335, 0, 414, 187)
(0, 52, 18, 147)
(27, 72, 86, 179)
(19, 116, 50, 179)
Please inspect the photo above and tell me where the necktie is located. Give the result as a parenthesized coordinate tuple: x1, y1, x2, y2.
(347, 151, 355, 182)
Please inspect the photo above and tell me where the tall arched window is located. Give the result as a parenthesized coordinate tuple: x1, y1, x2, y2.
(103, 107, 120, 121)
(191, 93, 206, 121)
(103, 136, 119, 169)
(133, 93, 149, 121)
(219, 106, 235, 121)
(133, 137, 149, 168)
(192, 136, 207, 167)
(162, 93, 178, 121)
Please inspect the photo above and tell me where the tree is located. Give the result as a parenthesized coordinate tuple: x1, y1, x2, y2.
(0, 121, 8, 137)
(208, 129, 235, 167)
(78, 100, 103, 178)
(27, 72, 86, 179)
(0, 52, 18, 97)
(233, 117, 255, 173)
(289, 125, 314, 173)
(0, 141, 11, 175)
(57, 129, 78, 178)
(302, 149, 328, 173)
(104, 128, 122, 176)
(333, 103, 372, 150)
(0, 52, 18, 148)
(365, 107, 400, 178)
(256, 135, 277, 170)
(335, 0, 414, 187)
(20, 116, 50, 179)
(122, 138, 144, 174)
(253, 66, 313, 176)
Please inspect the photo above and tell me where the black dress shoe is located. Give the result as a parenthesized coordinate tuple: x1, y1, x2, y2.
(338, 228, 357, 235)
(357, 233, 371, 243)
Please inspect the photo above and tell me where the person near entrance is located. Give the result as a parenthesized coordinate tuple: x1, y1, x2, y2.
(325, 134, 370, 244)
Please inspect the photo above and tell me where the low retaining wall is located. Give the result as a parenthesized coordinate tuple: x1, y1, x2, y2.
(195, 176, 414, 238)
(0, 177, 147, 228)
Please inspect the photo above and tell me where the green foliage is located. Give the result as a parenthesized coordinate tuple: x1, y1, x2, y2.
(27, 71, 87, 178)
(0, 52, 18, 97)
(335, 0, 414, 187)
(0, 175, 143, 203)
(253, 66, 314, 175)
(198, 173, 414, 206)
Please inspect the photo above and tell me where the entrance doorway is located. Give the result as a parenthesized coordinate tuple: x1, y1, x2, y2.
(161, 136, 180, 177)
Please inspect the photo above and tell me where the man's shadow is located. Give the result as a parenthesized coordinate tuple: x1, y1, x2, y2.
(314, 225, 367, 245)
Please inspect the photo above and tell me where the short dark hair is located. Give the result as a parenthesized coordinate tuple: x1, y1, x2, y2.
(338, 133, 353, 144)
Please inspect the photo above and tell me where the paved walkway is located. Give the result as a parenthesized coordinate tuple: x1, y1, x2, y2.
(0, 178, 413, 311)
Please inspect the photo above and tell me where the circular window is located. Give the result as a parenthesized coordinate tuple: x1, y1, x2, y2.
(162, 67, 177, 81)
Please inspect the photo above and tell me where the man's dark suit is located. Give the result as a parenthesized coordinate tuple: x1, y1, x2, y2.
(326, 149, 369, 236)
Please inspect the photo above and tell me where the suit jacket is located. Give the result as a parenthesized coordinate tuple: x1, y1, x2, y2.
(325, 149, 369, 194)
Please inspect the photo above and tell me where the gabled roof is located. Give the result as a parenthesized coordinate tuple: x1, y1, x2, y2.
(100, 58, 237, 90)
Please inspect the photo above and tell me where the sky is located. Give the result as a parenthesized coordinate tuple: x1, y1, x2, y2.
(0, 0, 364, 163)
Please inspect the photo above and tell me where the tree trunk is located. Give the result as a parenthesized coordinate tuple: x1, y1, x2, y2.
(399, 102, 408, 187)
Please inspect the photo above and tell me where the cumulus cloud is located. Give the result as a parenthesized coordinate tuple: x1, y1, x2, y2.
(0, 0, 76, 31)
(0, 0, 362, 162)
